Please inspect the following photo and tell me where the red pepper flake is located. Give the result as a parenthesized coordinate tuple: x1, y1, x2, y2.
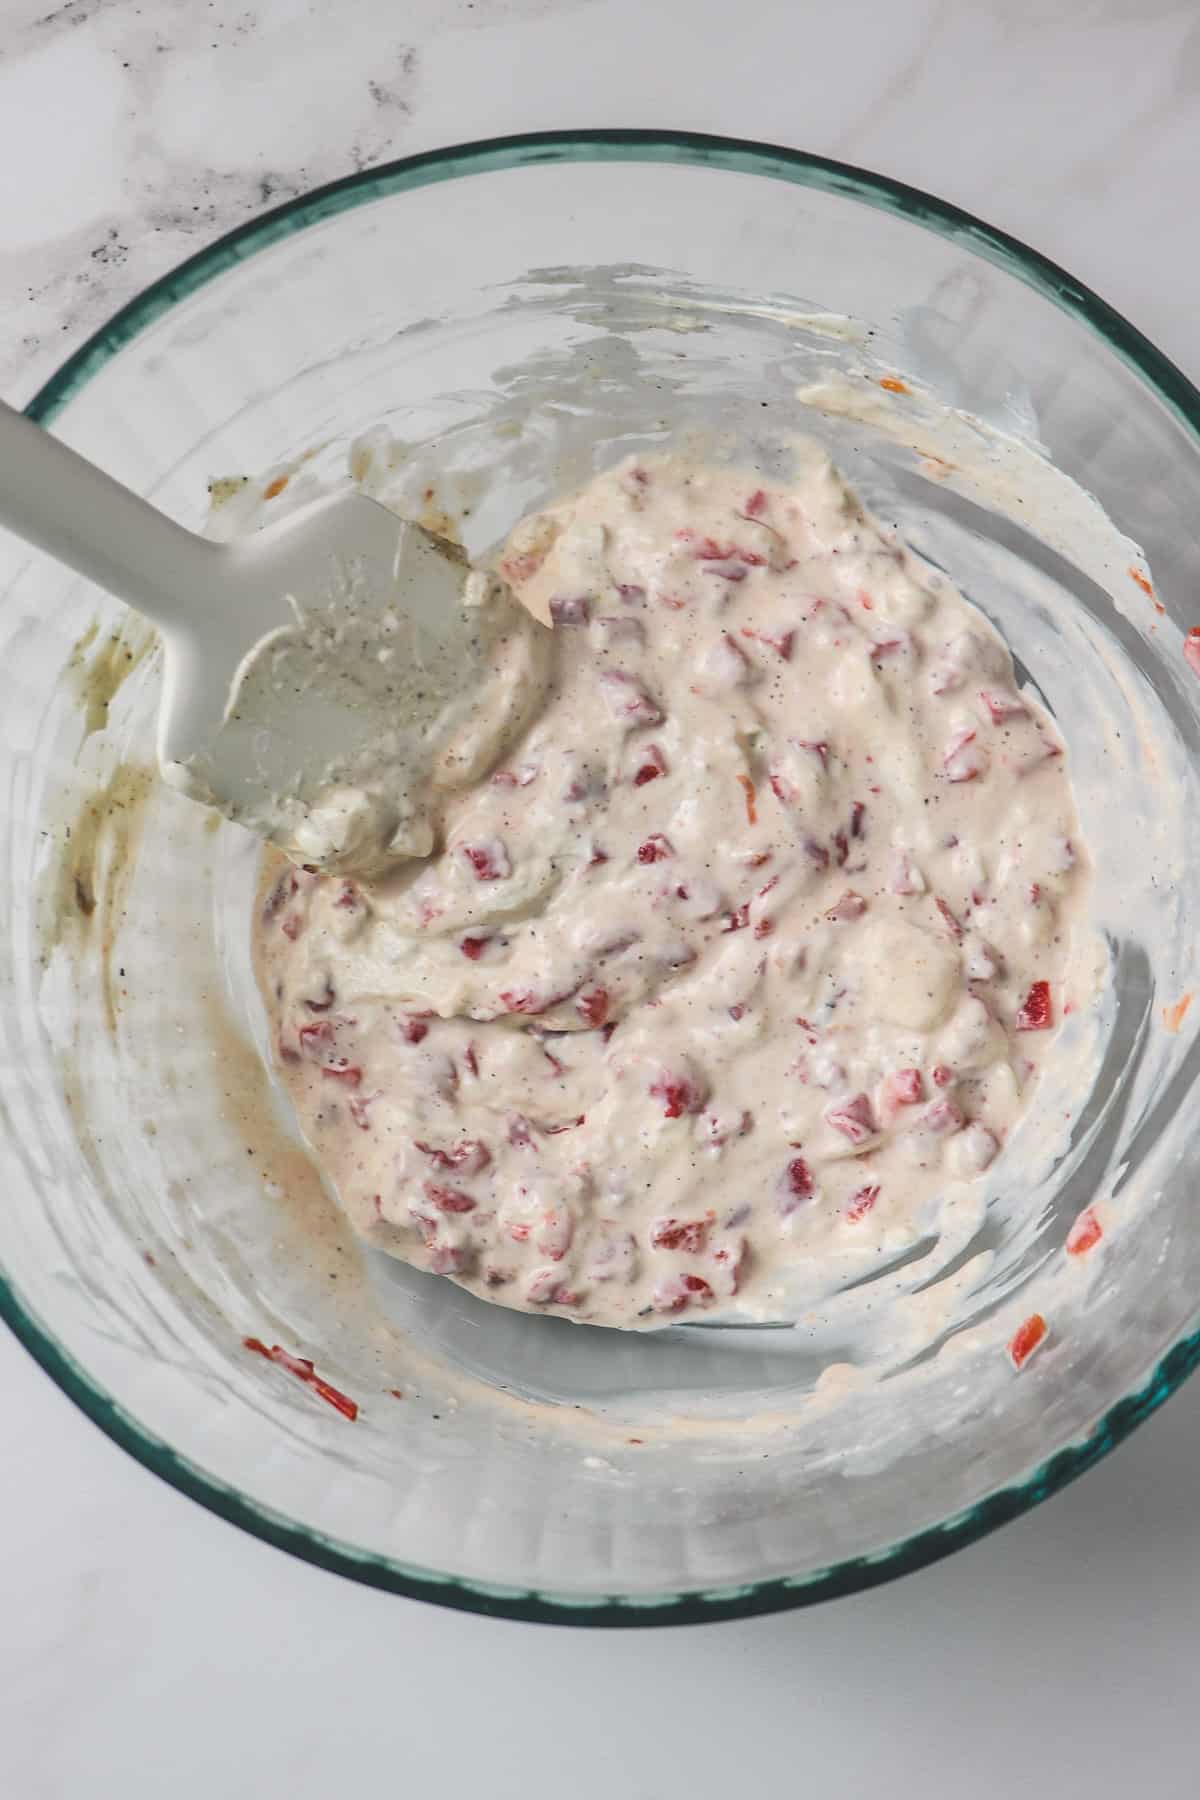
(263, 474, 290, 500)
(388, 1388, 405, 1399)
(1066, 1206, 1103, 1256)
(743, 488, 768, 517)
(1007, 1313, 1047, 1370)
(1163, 992, 1193, 1033)
(1185, 628, 1200, 677)
(1129, 565, 1164, 613)
(879, 376, 910, 395)
(721, 901, 750, 933)
(243, 1337, 358, 1421)
(1015, 980, 1053, 1032)
(736, 772, 757, 825)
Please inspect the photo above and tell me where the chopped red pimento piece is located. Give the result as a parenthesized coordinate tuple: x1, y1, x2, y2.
(1015, 980, 1053, 1032)
(652, 1272, 715, 1313)
(826, 890, 867, 923)
(262, 868, 298, 921)
(347, 1091, 379, 1130)
(933, 896, 964, 941)
(833, 829, 849, 867)
(1007, 1313, 1047, 1369)
(633, 743, 667, 786)
(1185, 629, 1200, 677)
(1128, 565, 1163, 612)
(549, 595, 591, 626)
(943, 728, 989, 783)
(930, 1064, 954, 1089)
(978, 688, 1028, 724)
(709, 1235, 748, 1296)
(856, 588, 874, 611)
(298, 1019, 334, 1055)
(1163, 992, 1193, 1033)
(880, 1068, 923, 1117)
(650, 1215, 713, 1254)
(576, 986, 609, 1028)
(870, 637, 906, 666)
(422, 1181, 476, 1214)
(459, 934, 490, 961)
(459, 838, 511, 881)
(923, 1097, 964, 1135)
(637, 834, 673, 864)
(280, 913, 302, 941)
(743, 488, 768, 517)
(498, 988, 550, 1015)
(320, 1063, 362, 1087)
(846, 1184, 880, 1222)
(879, 375, 909, 394)
(429, 1244, 471, 1276)
(721, 901, 750, 933)
(243, 1338, 358, 1421)
(463, 1042, 479, 1078)
(599, 668, 664, 726)
(825, 1093, 876, 1143)
(778, 1156, 814, 1215)
(1066, 1206, 1103, 1256)
(740, 625, 795, 660)
(414, 1138, 490, 1174)
(849, 800, 866, 838)
(542, 1114, 586, 1135)
(334, 881, 361, 910)
(398, 1014, 429, 1044)
(649, 1073, 706, 1119)
(736, 772, 757, 824)
(753, 916, 774, 939)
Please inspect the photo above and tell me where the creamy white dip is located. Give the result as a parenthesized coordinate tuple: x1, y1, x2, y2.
(253, 446, 1093, 1328)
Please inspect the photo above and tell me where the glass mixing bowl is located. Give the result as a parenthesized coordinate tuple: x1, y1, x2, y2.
(5, 133, 1200, 1626)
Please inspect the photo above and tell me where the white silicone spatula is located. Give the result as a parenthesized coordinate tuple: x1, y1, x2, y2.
(0, 400, 548, 874)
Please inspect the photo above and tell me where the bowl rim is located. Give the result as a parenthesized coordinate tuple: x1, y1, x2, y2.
(9, 128, 1200, 1628)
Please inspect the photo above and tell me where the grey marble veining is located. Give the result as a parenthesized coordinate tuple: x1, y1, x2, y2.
(2, 0, 1199, 403)
(5, 4, 1200, 1796)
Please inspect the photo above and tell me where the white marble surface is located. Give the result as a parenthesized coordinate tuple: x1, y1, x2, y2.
(4, 1, 1200, 1794)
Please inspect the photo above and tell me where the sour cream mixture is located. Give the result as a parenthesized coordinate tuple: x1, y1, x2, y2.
(254, 448, 1092, 1327)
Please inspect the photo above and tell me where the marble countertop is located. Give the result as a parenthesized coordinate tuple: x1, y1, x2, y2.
(4, 2, 1200, 1795)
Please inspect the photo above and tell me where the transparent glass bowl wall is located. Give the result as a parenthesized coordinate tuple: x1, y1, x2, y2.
(4, 138, 1200, 1624)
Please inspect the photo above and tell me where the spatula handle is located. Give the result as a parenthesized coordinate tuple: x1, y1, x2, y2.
(0, 398, 219, 626)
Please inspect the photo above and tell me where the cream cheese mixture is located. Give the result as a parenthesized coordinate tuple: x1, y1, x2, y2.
(253, 448, 1092, 1328)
